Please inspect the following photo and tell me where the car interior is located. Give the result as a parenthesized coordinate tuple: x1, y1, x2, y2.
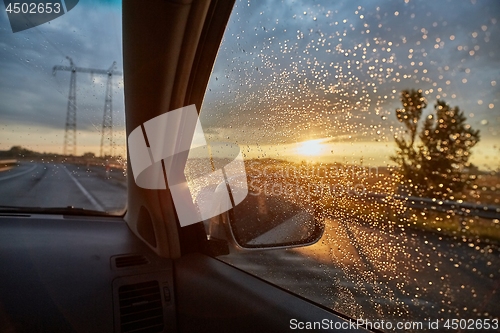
(1, 0, 499, 332)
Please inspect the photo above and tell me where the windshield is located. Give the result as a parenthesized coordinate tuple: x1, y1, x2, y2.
(200, 0, 500, 331)
(0, 0, 126, 214)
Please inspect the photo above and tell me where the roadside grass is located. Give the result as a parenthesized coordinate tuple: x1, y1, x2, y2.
(322, 196, 500, 244)
(404, 211, 500, 244)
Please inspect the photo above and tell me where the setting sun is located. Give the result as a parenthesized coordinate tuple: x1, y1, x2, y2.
(295, 139, 326, 156)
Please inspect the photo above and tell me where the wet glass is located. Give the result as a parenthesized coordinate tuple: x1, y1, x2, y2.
(200, 0, 500, 330)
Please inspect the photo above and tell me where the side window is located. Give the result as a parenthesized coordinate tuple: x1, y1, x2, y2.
(200, 0, 500, 330)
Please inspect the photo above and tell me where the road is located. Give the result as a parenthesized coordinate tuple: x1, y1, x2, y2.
(221, 217, 500, 330)
(0, 162, 126, 213)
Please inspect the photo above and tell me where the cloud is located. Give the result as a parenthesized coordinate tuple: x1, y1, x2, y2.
(201, 0, 500, 148)
(0, 1, 124, 136)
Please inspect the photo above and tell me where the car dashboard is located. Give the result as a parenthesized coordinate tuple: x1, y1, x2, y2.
(0, 214, 361, 333)
(0, 214, 175, 332)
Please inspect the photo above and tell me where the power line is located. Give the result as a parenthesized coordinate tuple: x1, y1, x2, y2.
(53, 56, 122, 156)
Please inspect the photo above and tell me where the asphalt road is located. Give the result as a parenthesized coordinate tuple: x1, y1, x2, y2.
(221, 217, 500, 331)
(0, 162, 126, 213)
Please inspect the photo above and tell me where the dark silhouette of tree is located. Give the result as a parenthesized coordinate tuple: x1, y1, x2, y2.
(392, 89, 427, 193)
(82, 152, 96, 159)
(392, 89, 480, 199)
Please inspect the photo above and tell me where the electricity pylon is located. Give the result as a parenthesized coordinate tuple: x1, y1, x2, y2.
(100, 62, 116, 158)
(53, 57, 122, 157)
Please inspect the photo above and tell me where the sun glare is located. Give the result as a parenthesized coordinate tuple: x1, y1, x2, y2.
(295, 139, 325, 156)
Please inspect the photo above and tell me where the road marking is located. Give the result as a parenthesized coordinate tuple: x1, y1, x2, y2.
(0, 164, 37, 181)
(62, 165, 105, 211)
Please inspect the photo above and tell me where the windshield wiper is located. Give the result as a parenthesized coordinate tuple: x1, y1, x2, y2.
(0, 205, 113, 216)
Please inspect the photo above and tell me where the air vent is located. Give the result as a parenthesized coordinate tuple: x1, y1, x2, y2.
(114, 254, 150, 268)
(118, 280, 164, 333)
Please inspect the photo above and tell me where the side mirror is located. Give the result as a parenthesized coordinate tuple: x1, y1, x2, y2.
(226, 192, 324, 249)
(204, 191, 324, 250)
(186, 147, 324, 250)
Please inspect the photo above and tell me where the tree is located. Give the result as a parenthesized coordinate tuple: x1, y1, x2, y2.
(392, 89, 480, 199)
(392, 89, 427, 194)
(82, 152, 96, 159)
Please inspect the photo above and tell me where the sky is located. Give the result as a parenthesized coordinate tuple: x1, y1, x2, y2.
(0, 0, 125, 157)
(200, 0, 500, 169)
(0, 0, 499, 169)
